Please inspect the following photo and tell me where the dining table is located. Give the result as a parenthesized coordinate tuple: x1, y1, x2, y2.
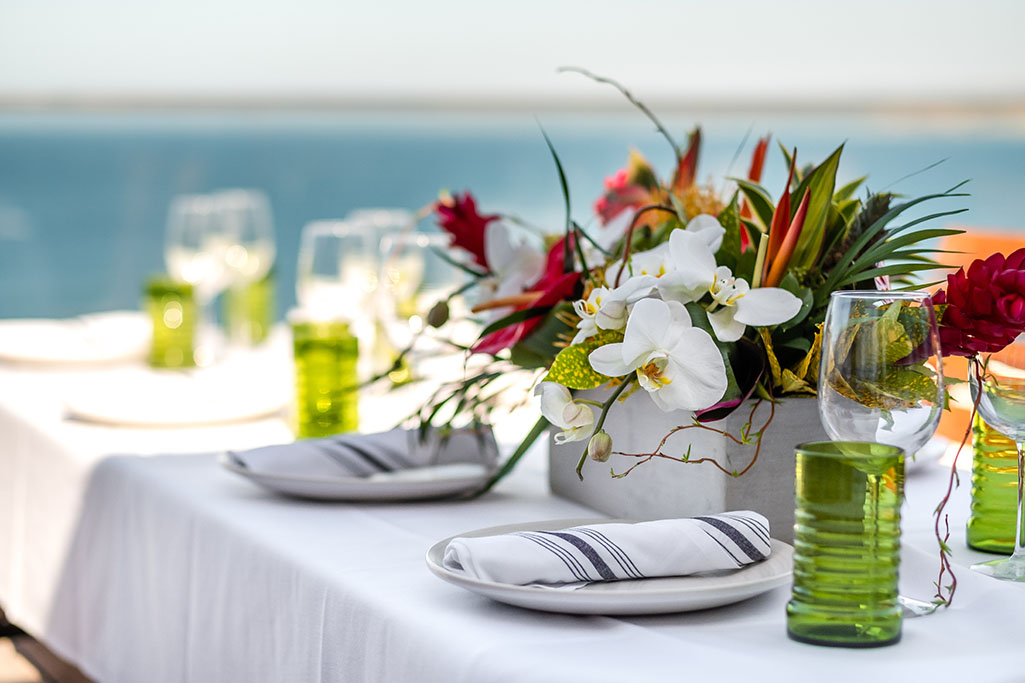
(1, 322, 1024, 683)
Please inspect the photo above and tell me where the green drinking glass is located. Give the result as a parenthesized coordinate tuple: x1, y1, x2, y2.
(967, 412, 1019, 554)
(291, 317, 359, 438)
(786, 440, 905, 648)
(145, 277, 196, 369)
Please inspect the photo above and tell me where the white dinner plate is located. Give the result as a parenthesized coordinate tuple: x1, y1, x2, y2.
(64, 363, 290, 427)
(0, 312, 150, 365)
(426, 518, 793, 615)
(219, 452, 494, 501)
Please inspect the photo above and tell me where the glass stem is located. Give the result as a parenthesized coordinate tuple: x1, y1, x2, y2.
(1015, 442, 1025, 559)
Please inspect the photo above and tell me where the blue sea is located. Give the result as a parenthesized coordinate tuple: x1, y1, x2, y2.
(1, 109, 1022, 319)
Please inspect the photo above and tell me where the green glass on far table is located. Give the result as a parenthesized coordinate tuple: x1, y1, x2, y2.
(224, 269, 275, 346)
(787, 441, 904, 648)
(145, 277, 196, 369)
(292, 318, 359, 438)
(967, 413, 1019, 554)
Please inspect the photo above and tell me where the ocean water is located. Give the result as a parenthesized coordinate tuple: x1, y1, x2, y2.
(0, 109, 1022, 319)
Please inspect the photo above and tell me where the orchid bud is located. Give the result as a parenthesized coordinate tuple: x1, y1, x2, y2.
(587, 430, 613, 463)
(427, 300, 450, 328)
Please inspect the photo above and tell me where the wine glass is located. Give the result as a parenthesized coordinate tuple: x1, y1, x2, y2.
(373, 232, 465, 383)
(969, 336, 1025, 581)
(164, 194, 231, 365)
(295, 219, 376, 378)
(819, 290, 945, 616)
(216, 189, 276, 345)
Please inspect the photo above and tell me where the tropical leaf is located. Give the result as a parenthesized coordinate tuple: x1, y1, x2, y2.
(732, 178, 775, 231)
(815, 182, 970, 306)
(543, 329, 623, 390)
(539, 126, 581, 274)
(715, 193, 742, 272)
(790, 145, 843, 271)
(834, 176, 866, 202)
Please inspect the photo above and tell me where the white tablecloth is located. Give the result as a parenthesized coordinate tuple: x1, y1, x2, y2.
(2, 360, 1025, 682)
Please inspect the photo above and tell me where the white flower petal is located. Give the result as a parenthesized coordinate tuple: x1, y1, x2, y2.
(619, 298, 670, 368)
(562, 402, 595, 430)
(661, 230, 717, 302)
(654, 329, 728, 411)
(733, 287, 803, 327)
(588, 343, 632, 377)
(707, 307, 746, 342)
(595, 300, 628, 330)
(535, 382, 573, 429)
(686, 214, 726, 252)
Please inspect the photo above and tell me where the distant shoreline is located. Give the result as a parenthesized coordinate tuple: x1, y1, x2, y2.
(2, 93, 1025, 118)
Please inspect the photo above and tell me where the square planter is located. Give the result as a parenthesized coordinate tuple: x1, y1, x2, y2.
(548, 391, 828, 543)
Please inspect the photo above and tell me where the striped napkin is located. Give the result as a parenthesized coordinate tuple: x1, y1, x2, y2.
(442, 512, 771, 588)
(227, 427, 498, 480)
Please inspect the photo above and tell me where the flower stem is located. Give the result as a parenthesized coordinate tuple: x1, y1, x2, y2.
(575, 380, 632, 480)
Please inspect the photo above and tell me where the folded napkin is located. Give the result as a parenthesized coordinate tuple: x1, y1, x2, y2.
(443, 512, 771, 588)
(227, 427, 498, 480)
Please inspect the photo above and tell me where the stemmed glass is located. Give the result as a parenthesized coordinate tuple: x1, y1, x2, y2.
(164, 194, 232, 365)
(376, 232, 466, 371)
(216, 189, 276, 345)
(295, 220, 377, 378)
(969, 336, 1025, 580)
(819, 290, 945, 616)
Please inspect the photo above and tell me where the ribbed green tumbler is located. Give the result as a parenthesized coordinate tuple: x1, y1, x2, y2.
(145, 277, 196, 369)
(967, 413, 1019, 554)
(787, 441, 904, 648)
(292, 318, 359, 438)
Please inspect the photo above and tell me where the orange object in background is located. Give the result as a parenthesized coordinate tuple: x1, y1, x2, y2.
(935, 228, 1025, 443)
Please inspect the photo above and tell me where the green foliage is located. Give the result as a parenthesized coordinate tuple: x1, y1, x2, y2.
(789, 145, 843, 271)
(543, 328, 624, 390)
(732, 178, 775, 231)
(715, 194, 742, 272)
(510, 302, 576, 368)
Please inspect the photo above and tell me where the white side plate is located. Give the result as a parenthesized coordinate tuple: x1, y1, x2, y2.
(427, 518, 793, 615)
(219, 452, 493, 501)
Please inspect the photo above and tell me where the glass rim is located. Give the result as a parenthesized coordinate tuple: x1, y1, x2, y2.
(795, 440, 905, 459)
(829, 289, 933, 301)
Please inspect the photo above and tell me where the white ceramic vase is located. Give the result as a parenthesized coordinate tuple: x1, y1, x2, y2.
(548, 390, 828, 543)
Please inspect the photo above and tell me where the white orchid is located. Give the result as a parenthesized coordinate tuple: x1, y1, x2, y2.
(569, 277, 655, 344)
(535, 382, 596, 444)
(478, 222, 545, 307)
(659, 230, 802, 342)
(571, 287, 628, 344)
(588, 298, 728, 413)
(683, 213, 726, 252)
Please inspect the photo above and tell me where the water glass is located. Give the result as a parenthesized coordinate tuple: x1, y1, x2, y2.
(216, 189, 276, 345)
(291, 314, 359, 438)
(786, 441, 904, 648)
(145, 277, 196, 369)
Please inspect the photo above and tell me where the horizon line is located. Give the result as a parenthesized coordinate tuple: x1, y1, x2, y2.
(3, 93, 1025, 117)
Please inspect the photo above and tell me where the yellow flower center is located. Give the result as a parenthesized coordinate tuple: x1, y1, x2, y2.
(637, 357, 672, 391)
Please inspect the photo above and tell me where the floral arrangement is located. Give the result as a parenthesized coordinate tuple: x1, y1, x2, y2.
(421, 71, 968, 486)
(930, 248, 1025, 605)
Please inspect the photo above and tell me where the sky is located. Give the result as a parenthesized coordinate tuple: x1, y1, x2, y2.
(1, 0, 1024, 106)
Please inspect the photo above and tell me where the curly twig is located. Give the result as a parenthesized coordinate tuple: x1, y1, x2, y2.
(610, 396, 776, 478)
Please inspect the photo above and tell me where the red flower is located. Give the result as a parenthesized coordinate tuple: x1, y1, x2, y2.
(472, 237, 580, 355)
(593, 151, 657, 225)
(933, 248, 1025, 357)
(434, 192, 497, 272)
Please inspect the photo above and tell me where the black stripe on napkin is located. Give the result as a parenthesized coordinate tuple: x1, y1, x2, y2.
(722, 513, 770, 546)
(539, 532, 616, 581)
(515, 532, 589, 582)
(577, 528, 644, 579)
(698, 528, 743, 567)
(694, 516, 766, 563)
